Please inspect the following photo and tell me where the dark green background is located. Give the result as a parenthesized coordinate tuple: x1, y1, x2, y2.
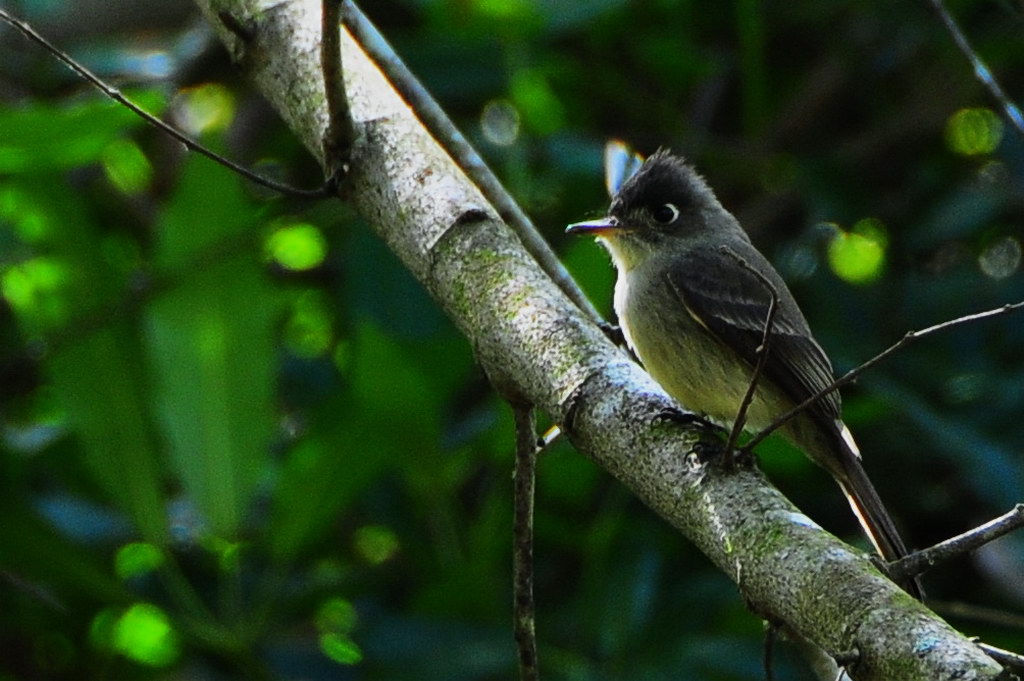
(1, 0, 1022, 679)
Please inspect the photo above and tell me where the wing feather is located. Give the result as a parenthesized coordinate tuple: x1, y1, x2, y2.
(665, 245, 841, 422)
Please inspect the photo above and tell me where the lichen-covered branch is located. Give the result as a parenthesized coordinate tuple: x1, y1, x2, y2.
(190, 2, 1005, 679)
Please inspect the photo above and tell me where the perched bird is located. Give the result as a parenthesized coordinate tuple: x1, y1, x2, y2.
(567, 148, 920, 597)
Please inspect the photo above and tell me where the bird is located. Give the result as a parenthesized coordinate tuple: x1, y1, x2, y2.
(567, 148, 921, 597)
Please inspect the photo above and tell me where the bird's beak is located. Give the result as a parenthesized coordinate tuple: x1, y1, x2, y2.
(565, 216, 620, 236)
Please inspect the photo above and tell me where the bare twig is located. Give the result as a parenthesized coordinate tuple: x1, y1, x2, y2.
(931, 600, 1024, 631)
(719, 247, 779, 463)
(782, 625, 845, 681)
(889, 504, 1024, 582)
(340, 1, 602, 325)
(512, 405, 540, 681)
(744, 300, 1024, 453)
(320, 0, 355, 184)
(975, 641, 1024, 675)
(0, 8, 332, 199)
(762, 621, 777, 681)
(927, 0, 1024, 137)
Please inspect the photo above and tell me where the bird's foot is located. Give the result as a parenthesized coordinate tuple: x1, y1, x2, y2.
(598, 322, 626, 347)
(653, 407, 731, 464)
(652, 406, 722, 431)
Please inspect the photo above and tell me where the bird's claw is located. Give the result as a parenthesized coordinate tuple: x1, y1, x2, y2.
(653, 407, 724, 434)
(599, 322, 627, 347)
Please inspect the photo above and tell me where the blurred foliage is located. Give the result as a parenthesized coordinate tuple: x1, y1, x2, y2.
(1, 0, 1023, 679)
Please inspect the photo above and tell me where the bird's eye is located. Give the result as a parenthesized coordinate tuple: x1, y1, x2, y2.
(652, 203, 679, 224)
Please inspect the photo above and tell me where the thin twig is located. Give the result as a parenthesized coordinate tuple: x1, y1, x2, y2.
(512, 405, 540, 681)
(888, 504, 1024, 582)
(320, 0, 356, 184)
(930, 600, 1024, 631)
(719, 247, 779, 463)
(744, 300, 1024, 453)
(762, 621, 777, 681)
(340, 1, 603, 325)
(0, 8, 332, 199)
(927, 0, 1024, 136)
(975, 641, 1024, 675)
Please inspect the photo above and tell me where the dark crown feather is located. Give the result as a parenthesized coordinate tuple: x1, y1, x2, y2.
(614, 148, 720, 213)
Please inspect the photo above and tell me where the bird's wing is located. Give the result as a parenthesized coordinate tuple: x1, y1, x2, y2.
(665, 245, 841, 421)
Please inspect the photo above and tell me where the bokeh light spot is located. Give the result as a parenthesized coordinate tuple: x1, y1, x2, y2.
(113, 604, 180, 667)
(135, 51, 174, 79)
(102, 138, 153, 195)
(827, 218, 887, 284)
(354, 525, 399, 565)
(1, 257, 71, 325)
(265, 223, 328, 271)
(474, 0, 532, 19)
(2, 265, 34, 311)
(315, 599, 362, 664)
(480, 99, 521, 146)
(316, 597, 358, 634)
(777, 243, 819, 281)
(978, 236, 1021, 279)
(944, 373, 986, 405)
(115, 543, 164, 580)
(284, 290, 334, 357)
(319, 632, 363, 665)
(179, 83, 235, 135)
(89, 608, 118, 651)
(945, 107, 1003, 155)
(0, 186, 50, 242)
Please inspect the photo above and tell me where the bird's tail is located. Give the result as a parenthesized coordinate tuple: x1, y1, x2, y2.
(834, 436, 923, 599)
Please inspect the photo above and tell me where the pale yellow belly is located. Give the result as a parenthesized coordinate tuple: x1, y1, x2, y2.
(615, 271, 789, 431)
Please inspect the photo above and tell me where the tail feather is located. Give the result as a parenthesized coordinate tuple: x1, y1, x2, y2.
(834, 443, 923, 599)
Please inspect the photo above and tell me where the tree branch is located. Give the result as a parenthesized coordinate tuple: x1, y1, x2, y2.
(927, 0, 1024, 137)
(339, 1, 603, 326)
(932, 600, 1024, 630)
(889, 504, 1024, 583)
(189, 2, 1008, 678)
(975, 642, 1024, 677)
(319, 0, 355, 183)
(512, 405, 540, 681)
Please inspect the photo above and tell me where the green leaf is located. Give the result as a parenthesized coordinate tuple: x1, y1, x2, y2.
(510, 69, 565, 136)
(0, 90, 166, 173)
(349, 323, 439, 440)
(319, 632, 363, 665)
(268, 323, 444, 563)
(114, 542, 165, 580)
(146, 152, 280, 539)
(101, 138, 153, 195)
(267, 396, 390, 564)
(49, 330, 170, 544)
(0, 502, 130, 604)
(3, 179, 168, 544)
